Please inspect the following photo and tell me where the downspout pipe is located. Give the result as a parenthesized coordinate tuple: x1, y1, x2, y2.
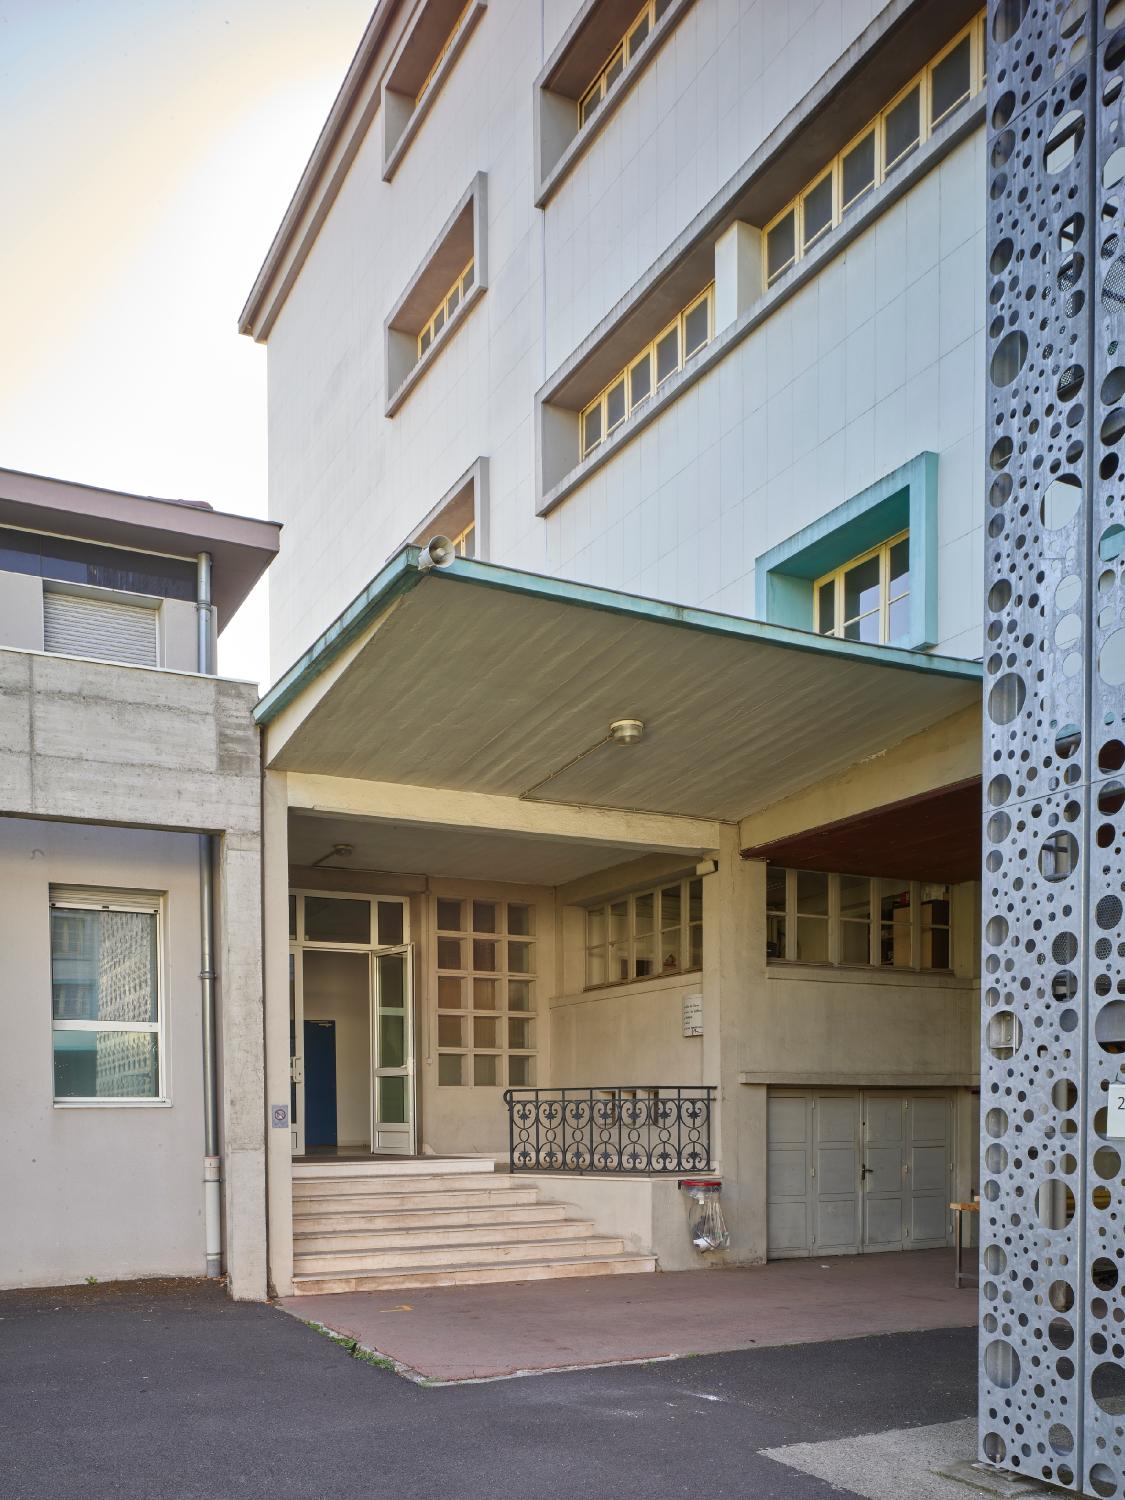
(196, 552, 221, 1278)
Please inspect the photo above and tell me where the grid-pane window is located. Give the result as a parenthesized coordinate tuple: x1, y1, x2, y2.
(839, 875, 871, 964)
(921, 884, 952, 969)
(436, 899, 536, 1087)
(585, 877, 704, 987)
(51, 895, 163, 1101)
(765, 870, 954, 973)
(579, 285, 714, 457)
(883, 84, 921, 172)
(814, 530, 910, 645)
(878, 881, 912, 968)
(761, 12, 985, 289)
(794, 870, 829, 962)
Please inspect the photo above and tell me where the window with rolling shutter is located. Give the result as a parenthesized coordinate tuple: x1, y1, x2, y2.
(42, 590, 159, 667)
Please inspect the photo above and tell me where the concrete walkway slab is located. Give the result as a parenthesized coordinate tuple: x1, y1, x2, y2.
(282, 1246, 977, 1381)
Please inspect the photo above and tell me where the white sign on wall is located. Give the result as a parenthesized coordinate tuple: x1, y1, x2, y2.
(682, 993, 704, 1037)
(1108, 1083, 1125, 1137)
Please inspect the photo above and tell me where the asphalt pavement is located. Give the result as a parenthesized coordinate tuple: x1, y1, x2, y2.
(0, 1279, 977, 1500)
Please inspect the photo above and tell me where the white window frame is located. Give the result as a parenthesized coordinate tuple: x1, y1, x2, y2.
(50, 888, 168, 1108)
(765, 869, 953, 973)
(584, 876, 704, 989)
(289, 890, 410, 950)
(762, 11, 985, 289)
(579, 284, 714, 459)
(813, 528, 910, 644)
(435, 897, 537, 1088)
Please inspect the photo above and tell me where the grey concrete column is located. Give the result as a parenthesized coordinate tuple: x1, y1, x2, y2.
(262, 769, 294, 1297)
(704, 826, 767, 1263)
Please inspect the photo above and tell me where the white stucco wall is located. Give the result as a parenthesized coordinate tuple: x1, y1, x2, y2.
(0, 819, 208, 1287)
(262, 0, 930, 676)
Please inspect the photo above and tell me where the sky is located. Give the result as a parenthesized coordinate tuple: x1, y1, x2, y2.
(0, 0, 373, 687)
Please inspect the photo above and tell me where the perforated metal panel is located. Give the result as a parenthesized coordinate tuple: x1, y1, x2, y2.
(983, 2, 1125, 1492)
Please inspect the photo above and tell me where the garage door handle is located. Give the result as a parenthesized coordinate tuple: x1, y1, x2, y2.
(861, 1165, 873, 1177)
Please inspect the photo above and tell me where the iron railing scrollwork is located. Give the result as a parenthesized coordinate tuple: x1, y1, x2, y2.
(503, 1086, 714, 1174)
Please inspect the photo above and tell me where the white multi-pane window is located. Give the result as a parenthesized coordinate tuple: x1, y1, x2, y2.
(418, 259, 475, 357)
(814, 531, 910, 645)
(766, 869, 951, 972)
(585, 877, 703, 987)
(577, 0, 674, 127)
(435, 898, 536, 1087)
(580, 284, 714, 459)
(764, 12, 985, 288)
(50, 890, 164, 1102)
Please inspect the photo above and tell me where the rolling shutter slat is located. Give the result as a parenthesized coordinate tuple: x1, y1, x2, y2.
(43, 592, 158, 667)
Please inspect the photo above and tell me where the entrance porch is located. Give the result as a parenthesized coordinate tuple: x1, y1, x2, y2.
(257, 552, 982, 1298)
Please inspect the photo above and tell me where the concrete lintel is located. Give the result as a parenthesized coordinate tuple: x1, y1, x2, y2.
(738, 703, 982, 852)
(284, 771, 724, 851)
(740, 1072, 979, 1088)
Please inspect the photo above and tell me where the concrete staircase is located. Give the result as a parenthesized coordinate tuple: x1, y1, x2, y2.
(289, 1157, 656, 1294)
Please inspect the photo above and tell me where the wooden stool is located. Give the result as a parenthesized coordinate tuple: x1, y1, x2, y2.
(950, 1199, 980, 1288)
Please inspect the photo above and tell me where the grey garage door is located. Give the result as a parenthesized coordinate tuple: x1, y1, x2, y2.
(767, 1091, 952, 1258)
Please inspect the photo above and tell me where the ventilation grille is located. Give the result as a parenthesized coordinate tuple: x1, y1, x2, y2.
(43, 591, 158, 667)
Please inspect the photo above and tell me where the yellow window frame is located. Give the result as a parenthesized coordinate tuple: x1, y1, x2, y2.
(417, 258, 475, 358)
(577, 0, 663, 130)
(813, 528, 910, 644)
(761, 10, 985, 292)
(578, 283, 714, 459)
(416, 0, 473, 105)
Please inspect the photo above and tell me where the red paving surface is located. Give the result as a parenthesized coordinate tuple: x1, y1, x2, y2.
(281, 1248, 977, 1381)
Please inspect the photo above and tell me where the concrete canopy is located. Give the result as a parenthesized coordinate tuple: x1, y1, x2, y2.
(257, 553, 982, 825)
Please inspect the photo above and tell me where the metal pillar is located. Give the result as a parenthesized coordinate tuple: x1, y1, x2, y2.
(983, 1, 1125, 1492)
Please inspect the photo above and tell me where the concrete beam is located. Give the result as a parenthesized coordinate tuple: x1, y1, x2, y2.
(284, 771, 724, 853)
(738, 704, 981, 851)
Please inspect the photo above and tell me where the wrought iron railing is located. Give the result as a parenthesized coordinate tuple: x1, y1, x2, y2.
(503, 1086, 714, 1174)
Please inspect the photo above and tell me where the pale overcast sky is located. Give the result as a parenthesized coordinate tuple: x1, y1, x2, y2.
(0, 0, 372, 687)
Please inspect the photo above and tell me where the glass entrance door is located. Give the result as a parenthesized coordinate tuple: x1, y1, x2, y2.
(288, 892, 413, 1157)
(372, 946, 414, 1155)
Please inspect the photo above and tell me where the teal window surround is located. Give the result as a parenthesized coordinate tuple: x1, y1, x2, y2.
(754, 452, 938, 650)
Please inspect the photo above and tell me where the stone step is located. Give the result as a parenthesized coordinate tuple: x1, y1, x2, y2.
(293, 1203, 566, 1234)
(293, 1233, 625, 1275)
(292, 1157, 494, 1182)
(293, 1186, 541, 1216)
(292, 1172, 514, 1199)
(289, 1252, 657, 1295)
(293, 1216, 592, 1256)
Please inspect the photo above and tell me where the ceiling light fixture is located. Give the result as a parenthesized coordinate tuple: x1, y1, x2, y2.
(609, 718, 645, 745)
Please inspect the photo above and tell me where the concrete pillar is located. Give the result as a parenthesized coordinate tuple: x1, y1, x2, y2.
(713, 221, 763, 334)
(262, 769, 294, 1297)
(704, 826, 767, 1262)
(217, 830, 268, 1300)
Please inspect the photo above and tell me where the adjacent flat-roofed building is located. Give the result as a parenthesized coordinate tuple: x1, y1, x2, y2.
(0, 467, 278, 1296)
(240, 0, 987, 1294)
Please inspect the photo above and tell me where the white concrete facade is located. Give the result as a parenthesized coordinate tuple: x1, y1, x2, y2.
(243, 0, 986, 1288)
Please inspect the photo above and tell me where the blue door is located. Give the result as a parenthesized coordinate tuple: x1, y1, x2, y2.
(303, 1020, 338, 1148)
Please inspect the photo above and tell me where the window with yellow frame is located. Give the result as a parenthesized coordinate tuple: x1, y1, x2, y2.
(416, 0, 473, 105)
(418, 259, 475, 358)
(814, 531, 910, 645)
(580, 283, 713, 459)
(763, 11, 986, 288)
(450, 520, 475, 558)
(578, 0, 675, 128)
